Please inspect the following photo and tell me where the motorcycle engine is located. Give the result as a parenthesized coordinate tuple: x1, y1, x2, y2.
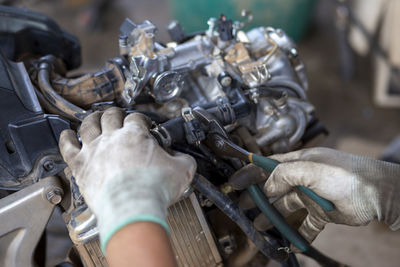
(65, 16, 323, 267)
(0, 7, 328, 267)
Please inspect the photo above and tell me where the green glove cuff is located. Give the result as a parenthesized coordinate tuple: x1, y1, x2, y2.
(100, 214, 170, 254)
(91, 168, 172, 255)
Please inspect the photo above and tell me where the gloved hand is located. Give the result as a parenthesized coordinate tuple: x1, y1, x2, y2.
(59, 107, 196, 252)
(254, 147, 400, 244)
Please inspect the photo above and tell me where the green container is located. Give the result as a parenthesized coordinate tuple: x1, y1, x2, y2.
(169, 0, 316, 42)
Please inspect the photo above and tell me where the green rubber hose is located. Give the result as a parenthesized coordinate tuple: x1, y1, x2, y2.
(250, 153, 334, 211)
(247, 184, 310, 252)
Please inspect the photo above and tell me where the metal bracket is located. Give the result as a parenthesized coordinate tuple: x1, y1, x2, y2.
(0, 176, 63, 267)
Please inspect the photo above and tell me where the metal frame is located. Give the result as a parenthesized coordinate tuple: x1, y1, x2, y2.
(0, 176, 63, 267)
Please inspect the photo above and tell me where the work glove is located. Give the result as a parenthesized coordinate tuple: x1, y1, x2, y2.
(251, 147, 400, 244)
(59, 107, 196, 252)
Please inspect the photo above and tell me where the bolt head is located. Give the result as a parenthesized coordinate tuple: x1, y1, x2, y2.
(43, 160, 54, 171)
(46, 188, 63, 205)
(220, 76, 232, 87)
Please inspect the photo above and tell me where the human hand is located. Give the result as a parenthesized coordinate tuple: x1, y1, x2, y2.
(255, 147, 400, 244)
(59, 107, 196, 251)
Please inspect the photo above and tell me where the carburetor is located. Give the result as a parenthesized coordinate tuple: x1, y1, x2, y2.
(115, 13, 313, 153)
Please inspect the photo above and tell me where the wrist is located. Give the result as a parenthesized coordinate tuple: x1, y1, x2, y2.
(375, 161, 400, 230)
(92, 168, 171, 253)
(351, 155, 400, 229)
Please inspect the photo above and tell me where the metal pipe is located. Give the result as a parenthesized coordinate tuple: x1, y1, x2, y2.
(38, 62, 88, 121)
(192, 174, 288, 262)
(51, 61, 126, 108)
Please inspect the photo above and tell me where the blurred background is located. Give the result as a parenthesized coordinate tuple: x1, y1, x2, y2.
(4, 0, 400, 266)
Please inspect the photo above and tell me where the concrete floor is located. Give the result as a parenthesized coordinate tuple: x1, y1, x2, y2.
(14, 0, 400, 266)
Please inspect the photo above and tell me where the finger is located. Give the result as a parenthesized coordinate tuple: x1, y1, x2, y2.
(123, 112, 152, 133)
(238, 191, 256, 210)
(79, 111, 102, 144)
(270, 147, 344, 165)
(101, 107, 125, 135)
(173, 152, 197, 183)
(59, 129, 81, 164)
(228, 164, 268, 190)
(269, 149, 308, 162)
(297, 214, 327, 244)
(264, 161, 326, 197)
(254, 191, 305, 231)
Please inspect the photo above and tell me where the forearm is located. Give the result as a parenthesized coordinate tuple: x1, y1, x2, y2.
(106, 222, 177, 267)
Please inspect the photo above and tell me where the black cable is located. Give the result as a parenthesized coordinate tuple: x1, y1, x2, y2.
(192, 174, 289, 262)
(303, 246, 348, 267)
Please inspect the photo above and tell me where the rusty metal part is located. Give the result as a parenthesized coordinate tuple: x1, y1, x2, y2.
(129, 30, 157, 58)
(38, 62, 88, 121)
(224, 42, 252, 66)
(167, 193, 223, 267)
(52, 61, 126, 108)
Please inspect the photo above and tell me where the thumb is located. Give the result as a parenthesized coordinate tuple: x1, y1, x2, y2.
(264, 161, 324, 198)
(173, 152, 197, 182)
(59, 129, 81, 165)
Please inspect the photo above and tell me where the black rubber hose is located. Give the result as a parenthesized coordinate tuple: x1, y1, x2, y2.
(303, 246, 348, 267)
(38, 62, 88, 121)
(192, 174, 288, 262)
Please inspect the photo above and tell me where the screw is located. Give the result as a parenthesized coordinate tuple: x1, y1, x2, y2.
(218, 234, 236, 255)
(220, 76, 232, 87)
(220, 183, 233, 194)
(119, 33, 128, 47)
(200, 197, 213, 207)
(43, 160, 54, 172)
(46, 188, 63, 205)
(290, 48, 298, 57)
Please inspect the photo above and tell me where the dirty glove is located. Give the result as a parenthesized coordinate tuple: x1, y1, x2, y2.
(256, 147, 400, 244)
(59, 107, 196, 252)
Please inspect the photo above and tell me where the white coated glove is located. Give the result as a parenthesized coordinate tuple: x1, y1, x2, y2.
(256, 147, 400, 244)
(59, 107, 196, 252)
